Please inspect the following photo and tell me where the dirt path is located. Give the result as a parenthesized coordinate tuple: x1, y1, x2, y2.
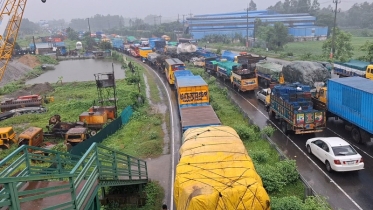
(142, 69, 172, 207)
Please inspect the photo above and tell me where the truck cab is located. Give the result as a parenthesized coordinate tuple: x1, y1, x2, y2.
(366, 64, 373, 80)
(18, 127, 43, 148)
(0, 127, 17, 149)
(65, 127, 89, 146)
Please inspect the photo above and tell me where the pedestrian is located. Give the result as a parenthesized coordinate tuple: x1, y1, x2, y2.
(162, 204, 168, 210)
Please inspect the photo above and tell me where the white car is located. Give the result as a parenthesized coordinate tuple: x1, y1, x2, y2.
(306, 137, 364, 172)
(256, 88, 270, 105)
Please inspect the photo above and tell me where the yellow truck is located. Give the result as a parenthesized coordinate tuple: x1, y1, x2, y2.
(174, 70, 209, 108)
(231, 69, 258, 92)
(164, 58, 185, 85)
(138, 47, 153, 62)
(0, 127, 17, 149)
(333, 60, 373, 80)
(79, 111, 108, 136)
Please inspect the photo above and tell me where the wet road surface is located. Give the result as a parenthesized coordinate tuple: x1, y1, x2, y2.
(133, 59, 181, 210)
(216, 78, 373, 210)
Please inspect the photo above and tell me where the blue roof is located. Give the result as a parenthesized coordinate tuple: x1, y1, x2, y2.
(329, 77, 373, 94)
(174, 70, 194, 78)
(176, 75, 207, 87)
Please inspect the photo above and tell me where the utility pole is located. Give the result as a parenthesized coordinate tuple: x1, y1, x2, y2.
(87, 18, 91, 35)
(188, 13, 193, 18)
(331, 0, 341, 59)
(154, 16, 157, 26)
(182, 15, 186, 34)
(159, 15, 162, 25)
(245, 7, 249, 48)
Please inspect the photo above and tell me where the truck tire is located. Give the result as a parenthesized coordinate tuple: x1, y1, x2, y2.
(90, 130, 97, 136)
(351, 127, 362, 143)
(281, 121, 289, 135)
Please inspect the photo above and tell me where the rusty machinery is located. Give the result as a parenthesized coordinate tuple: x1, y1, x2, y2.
(93, 63, 118, 120)
(44, 115, 85, 138)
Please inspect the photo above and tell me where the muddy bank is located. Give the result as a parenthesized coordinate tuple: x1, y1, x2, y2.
(3, 83, 54, 99)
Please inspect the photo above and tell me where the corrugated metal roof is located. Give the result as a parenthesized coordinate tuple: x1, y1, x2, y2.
(329, 77, 373, 94)
(165, 58, 184, 65)
(177, 75, 207, 87)
(175, 70, 194, 78)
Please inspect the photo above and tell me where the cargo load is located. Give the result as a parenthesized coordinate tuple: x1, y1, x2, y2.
(282, 61, 331, 87)
(174, 126, 270, 210)
(221, 50, 238, 62)
(269, 83, 326, 134)
(177, 43, 197, 54)
(147, 52, 159, 65)
(179, 105, 221, 132)
(333, 60, 370, 77)
(327, 77, 373, 138)
(175, 72, 209, 108)
(138, 47, 153, 60)
(216, 60, 240, 79)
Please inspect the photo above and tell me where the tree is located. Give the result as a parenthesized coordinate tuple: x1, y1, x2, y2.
(258, 22, 289, 51)
(360, 41, 373, 62)
(322, 28, 354, 62)
(99, 41, 112, 50)
(66, 27, 79, 40)
(249, 0, 257, 11)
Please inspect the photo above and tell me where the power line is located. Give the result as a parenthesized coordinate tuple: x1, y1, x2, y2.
(330, 0, 341, 59)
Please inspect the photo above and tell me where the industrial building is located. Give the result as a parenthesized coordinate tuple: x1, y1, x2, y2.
(186, 10, 328, 41)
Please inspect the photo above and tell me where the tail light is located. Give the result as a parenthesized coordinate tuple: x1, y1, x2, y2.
(360, 158, 364, 163)
(334, 160, 341, 165)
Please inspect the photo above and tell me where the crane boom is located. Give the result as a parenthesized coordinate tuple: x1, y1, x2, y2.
(0, 0, 27, 82)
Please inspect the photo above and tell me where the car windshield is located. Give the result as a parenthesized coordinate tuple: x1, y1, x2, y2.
(332, 145, 357, 156)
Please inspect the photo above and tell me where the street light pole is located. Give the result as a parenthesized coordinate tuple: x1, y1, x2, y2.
(245, 7, 249, 49)
(330, 0, 341, 59)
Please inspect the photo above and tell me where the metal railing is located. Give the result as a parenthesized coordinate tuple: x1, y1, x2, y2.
(0, 143, 148, 210)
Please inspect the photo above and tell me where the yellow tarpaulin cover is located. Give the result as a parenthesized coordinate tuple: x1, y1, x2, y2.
(174, 126, 270, 210)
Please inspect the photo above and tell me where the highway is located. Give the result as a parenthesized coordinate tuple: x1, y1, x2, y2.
(214, 75, 373, 210)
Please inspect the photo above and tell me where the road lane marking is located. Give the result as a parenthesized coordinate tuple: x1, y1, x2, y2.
(326, 128, 373, 160)
(219, 82, 363, 210)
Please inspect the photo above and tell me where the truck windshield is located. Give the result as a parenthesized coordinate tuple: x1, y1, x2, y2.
(18, 138, 29, 146)
(67, 135, 81, 139)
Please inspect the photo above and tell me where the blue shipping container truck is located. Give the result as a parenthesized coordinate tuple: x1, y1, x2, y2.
(327, 77, 373, 143)
(174, 70, 221, 131)
(112, 39, 124, 52)
(221, 50, 238, 62)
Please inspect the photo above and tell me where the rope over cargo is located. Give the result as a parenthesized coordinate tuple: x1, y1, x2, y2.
(174, 126, 270, 210)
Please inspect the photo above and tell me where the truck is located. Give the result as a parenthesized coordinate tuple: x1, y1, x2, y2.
(1, 95, 43, 112)
(17, 127, 56, 153)
(138, 47, 153, 62)
(174, 126, 270, 209)
(0, 127, 17, 149)
(174, 70, 221, 132)
(147, 52, 159, 66)
(268, 83, 326, 135)
(79, 111, 108, 136)
(256, 61, 285, 88)
(333, 60, 373, 80)
(221, 50, 238, 62)
(231, 54, 266, 92)
(312, 77, 373, 143)
(89, 106, 116, 121)
(65, 127, 89, 146)
(216, 60, 240, 81)
(112, 38, 124, 52)
(231, 69, 258, 92)
(204, 57, 218, 73)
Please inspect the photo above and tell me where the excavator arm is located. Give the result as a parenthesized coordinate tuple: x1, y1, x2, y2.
(0, 0, 28, 82)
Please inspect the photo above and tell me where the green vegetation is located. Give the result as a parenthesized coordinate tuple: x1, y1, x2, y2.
(101, 181, 164, 210)
(200, 36, 371, 62)
(189, 66, 330, 209)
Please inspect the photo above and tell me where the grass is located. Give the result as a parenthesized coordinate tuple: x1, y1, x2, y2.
(100, 58, 165, 159)
(200, 36, 373, 61)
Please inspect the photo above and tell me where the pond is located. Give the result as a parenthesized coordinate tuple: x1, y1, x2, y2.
(26, 59, 125, 85)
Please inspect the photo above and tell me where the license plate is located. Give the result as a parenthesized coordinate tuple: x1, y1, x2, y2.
(347, 161, 355, 165)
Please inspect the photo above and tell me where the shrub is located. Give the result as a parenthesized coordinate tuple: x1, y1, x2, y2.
(271, 196, 304, 210)
(261, 125, 276, 137)
(277, 160, 299, 184)
(251, 150, 270, 164)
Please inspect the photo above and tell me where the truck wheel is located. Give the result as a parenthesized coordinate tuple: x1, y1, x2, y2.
(281, 121, 288, 135)
(90, 130, 97, 136)
(351, 128, 362, 143)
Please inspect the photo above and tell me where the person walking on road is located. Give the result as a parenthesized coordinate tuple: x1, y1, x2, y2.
(162, 204, 168, 210)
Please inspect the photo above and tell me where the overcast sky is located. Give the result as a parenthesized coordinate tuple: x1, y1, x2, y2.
(23, 0, 366, 22)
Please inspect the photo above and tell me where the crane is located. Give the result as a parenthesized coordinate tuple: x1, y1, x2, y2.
(0, 0, 46, 82)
